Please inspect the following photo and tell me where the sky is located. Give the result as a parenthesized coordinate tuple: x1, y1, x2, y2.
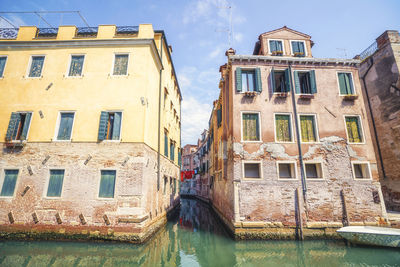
(1, 0, 399, 145)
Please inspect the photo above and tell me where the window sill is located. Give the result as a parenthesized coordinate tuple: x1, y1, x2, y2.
(97, 197, 116, 201)
(274, 92, 288, 97)
(0, 196, 14, 199)
(243, 91, 258, 97)
(242, 178, 262, 181)
(64, 74, 84, 78)
(241, 140, 262, 143)
(342, 95, 358, 100)
(347, 141, 365, 145)
(275, 141, 295, 144)
(109, 74, 130, 78)
(299, 94, 314, 99)
(101, 140, 121, 143)
(53, 140, 72, 142)
(353, 178, 372, 181)
(278, 178, 298, 181)
(306, 178, 324, 181)
(25, 76, 43, 79)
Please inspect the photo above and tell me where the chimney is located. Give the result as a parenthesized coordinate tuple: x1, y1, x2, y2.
(225, 48, 236, 56)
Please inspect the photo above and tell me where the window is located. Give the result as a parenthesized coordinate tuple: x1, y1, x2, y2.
(163, 176, 168, 195)
(243, 162, 261, 179)
(68, 55, 84, 76)
(170, 140, 175, 161)
(291, 41, 306, 57)
(352, 163, 371, 179)
(241, 70, 256, 92)
(242, 113, 260, 141)
(299, 115, 317, 142)
(338, 72, 354, 95)
(278, 163, 296, 179)
(28, 56, 45, 77)
(294, 70, 317, 94)
(47, 170, 64, 197)
(271, 69, 290, 93)
(113, 54, 128, 75)
(0, 170, 19, 197)
(305, 163, 323, 179)
(164, 88, 168, 109)
(98, 112, 122, 140)
(217, 107, 222, 128)
(345, 116, 363, 143)
(5, 112, 32, 141)
(99, 170, 116, 198)
(275, 114, 292, 142)
(164, 130, 169, 157)
(56, 112, 75, 141)
(269, 40, 283, 55)
(0, 56, 6, 77)
(236, 68, 262, 93)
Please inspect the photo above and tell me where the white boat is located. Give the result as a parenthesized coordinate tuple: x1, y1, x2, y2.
(337, 226, 400, 248)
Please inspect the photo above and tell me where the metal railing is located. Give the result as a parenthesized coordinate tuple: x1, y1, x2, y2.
(359, 41, 378, 61)
(76, 27, 98, 36)
(116, 26, 139, 35)
(36, 28, 58, 38)
(0, 28, 18, 39)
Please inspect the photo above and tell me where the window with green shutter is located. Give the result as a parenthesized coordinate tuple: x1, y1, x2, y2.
(28, 56, 45, 77)
(170, 140, 175, 161)
(241, 70, 255, 92)
(338, 73, 354, 95)
(97, 112, 122, 141)
(164, 131, 168, 157)
(68, 55, 84, 76)
(293, 70, 317, 94)
(217, 108, 222, 128)
(272, 69, 287, 93)
(57, 112, 74, 140)
(291, 41, 305, 57)
(47, 170, 64, 197)
(99, 170, 116, 198)
(5, 112, 32, 141)
(275, 114, 292, 142)
(0, 170, 19, 197)
(0, 56, 7, 77)
(300, 115, 317, 142)
(345, 116, 363, 143)
(242, 113, 260, 141)
(269, 40, 283, 55)
(113, 54, 129, 75)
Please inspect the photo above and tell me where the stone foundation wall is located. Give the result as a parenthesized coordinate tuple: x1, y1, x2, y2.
(0, 142, 180, 243)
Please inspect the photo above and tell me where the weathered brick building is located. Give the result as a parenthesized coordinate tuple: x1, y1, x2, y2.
(207, 26, 388, 239)
(0, 24, 181, 242)
(358, 30, 400, 212)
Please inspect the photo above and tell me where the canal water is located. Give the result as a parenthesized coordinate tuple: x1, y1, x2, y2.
(1, 198, 399, 267)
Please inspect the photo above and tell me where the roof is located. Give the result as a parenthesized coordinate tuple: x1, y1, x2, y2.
(258, 26, 311, 39)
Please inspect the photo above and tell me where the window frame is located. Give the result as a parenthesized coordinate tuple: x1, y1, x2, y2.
(274, 112, 294, 143)
(271, 68, 288, 94)
(294, 69, 313, 95)
(277, 161, 298, 181)
(240, 69, 256, 92)
(26, 54, 46, 78)
(0, 168, 20, 199)
(0, 55, 8, 78)
(103, 110, 123, 142)
(111, 53, 130, 76)
(43, 168, 65, 199)
(336, 71, 356, 96)
(240, 111, 262, 143)
(343, 115, 365, 144)
(242, 160, 263, 180)
(66, 54, 86, 77)
(97, 169, 117, 200)
(298, 113, 319, 143)
(289, 40, 307, 57)
(267, 39, 285, 55)
(351, 161, 372, 180)
(303, 161, 324, 180)
(53, 111, 76, 142)
(10, 111, 34, 143)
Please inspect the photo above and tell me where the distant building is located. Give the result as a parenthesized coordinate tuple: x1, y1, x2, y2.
(206, 26, 388, 239)
(182, 144, 197, 171)
(358, 30, 400, 212)
(0, 24, 181, 242)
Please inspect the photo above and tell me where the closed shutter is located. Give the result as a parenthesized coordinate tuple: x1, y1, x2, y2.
(0, 170, 19, 197)
(47, 170, 64, 197)
(236, 68, 242, 92)
(164, 133, 168, 157)
(217, 108, 222, 127)
(20, 112, 32, 140)
(5, 112, 20, 141)
(270, 67, 276, 92)
(270, 40, 277, 52)
(112, 112, 122, 140)
(98, 112, 109, 140)
(57, 113, 74, 140)
(338, 73, 348, 95)
(293, 71, 300, 94)
(255, 68, 262, 92)
(310, 70, 317, 94)
(284, 68, 291, 92)
(99, 170, 116, 198)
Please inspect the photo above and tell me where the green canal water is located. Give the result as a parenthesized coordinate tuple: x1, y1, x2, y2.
(1, 198, 399, 267)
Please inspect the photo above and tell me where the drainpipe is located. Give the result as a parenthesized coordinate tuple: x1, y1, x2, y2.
(360, 57, 386, 179)
(157, 34, 164, 191)
(288, 63, 307, 199)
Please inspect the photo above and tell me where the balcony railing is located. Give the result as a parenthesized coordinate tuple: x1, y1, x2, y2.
(116, 26, 139, 35)
(76, 27, 98, 37)
(359, 41, 378, 61)
(36, 28, 58, 38)
(0, 28, 18, 39)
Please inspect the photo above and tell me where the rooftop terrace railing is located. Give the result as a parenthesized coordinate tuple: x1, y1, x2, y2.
(116, 26, 139, 35)
(76, 27, 98, 37)
(36, 28, 58, 38)
(359, 40, 378, 61)
(0, 28, 19, 39)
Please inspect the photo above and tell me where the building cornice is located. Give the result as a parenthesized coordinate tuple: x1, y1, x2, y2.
(229, 55, 360, 67)
(0, 38, 163, 70)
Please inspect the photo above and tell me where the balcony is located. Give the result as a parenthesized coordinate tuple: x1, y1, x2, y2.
(0, 28, 18, 39)
(116, 26, 139, 36)
(76, 27, 98, 37)
(36, 28, 58, 38)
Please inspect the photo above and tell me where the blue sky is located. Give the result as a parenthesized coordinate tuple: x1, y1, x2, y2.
(1, 0, 399, 145)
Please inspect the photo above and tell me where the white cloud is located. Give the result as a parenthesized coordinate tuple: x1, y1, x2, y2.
(0, 15, 26, 28)
(208, 46, 223, 59)
(234, 32, 243, 43)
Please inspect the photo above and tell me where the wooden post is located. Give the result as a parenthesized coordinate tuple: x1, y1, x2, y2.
(296, 187, 304, 240)
(103, 215, 110, 225)
(55, 213, 62, 224)
(8, 212, 14, 224)
(340, 190, 349, 226)
(79, 213, 86, 225)
(32, 212, 39, 224)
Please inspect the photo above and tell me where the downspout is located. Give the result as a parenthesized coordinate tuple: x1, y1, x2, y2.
(288, 63, 307, 199)
(360, 57, 386, 179)
(157, 34, 164, 191)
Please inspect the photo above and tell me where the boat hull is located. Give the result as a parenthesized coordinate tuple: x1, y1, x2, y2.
(337, 226, 400, 248)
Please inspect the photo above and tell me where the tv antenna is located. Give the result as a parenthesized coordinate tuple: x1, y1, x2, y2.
(336, 48, 348, 58)
(216, 4, 233, 47)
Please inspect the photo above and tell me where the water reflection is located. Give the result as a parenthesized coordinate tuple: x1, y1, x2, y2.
(1, 198, 399, 267)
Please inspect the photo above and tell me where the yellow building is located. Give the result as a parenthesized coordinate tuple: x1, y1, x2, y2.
(0, 24, 181, 242)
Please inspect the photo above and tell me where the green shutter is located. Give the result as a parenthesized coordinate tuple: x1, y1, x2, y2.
(112, 112, 122, 140)
(285, 68, 291, 92)
(0, 57, 6, 77)
(164, 133, 168, 157)
(310, 70, 317, 94)
(98, 112, 108, 140)
(338, 73, 347, 95)
(293, 71, 300, 94)
(47, 170, 64, 197)
(347, 73, 354, 94)
(236, 68, 242, 92)
(270, 68, 276, 92)
(270, 40, 277, 52)
(255, 68, 262, 92)
(0, 170, 19, 197)
(20, 112, 32, 140)
(99, 170, 116, 198)
(5, 112, 20, 141)
(217, 108, 222, 127)
(57, 113, 74, 140)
